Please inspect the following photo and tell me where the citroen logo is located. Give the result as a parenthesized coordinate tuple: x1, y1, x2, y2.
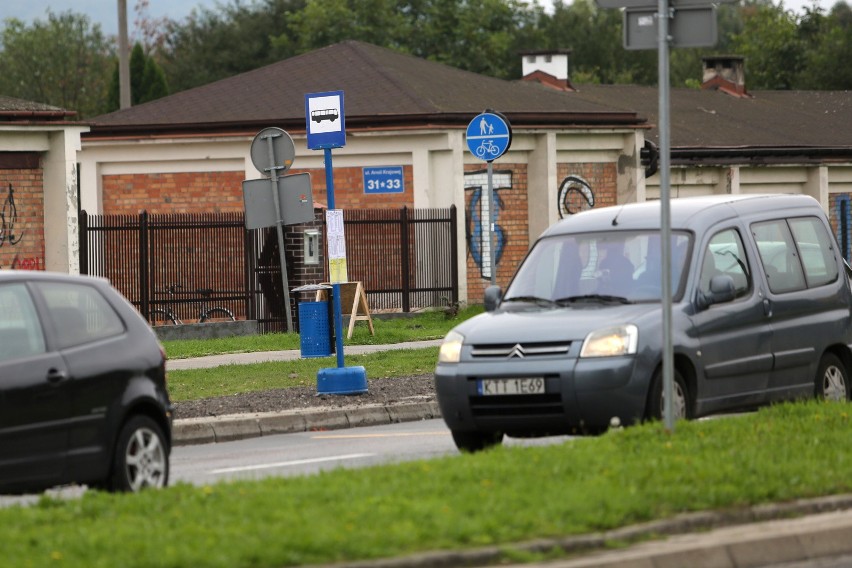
(507, 344, 525, 359)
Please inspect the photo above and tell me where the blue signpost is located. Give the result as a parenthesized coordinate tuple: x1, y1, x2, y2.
(305, 90, 367, 394)
(466, 111, 512, 286)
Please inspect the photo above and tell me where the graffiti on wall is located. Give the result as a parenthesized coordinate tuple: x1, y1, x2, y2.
(558, 175, 595, 219)
(0, 183, 24, 247)
(464, 170, 511, 279)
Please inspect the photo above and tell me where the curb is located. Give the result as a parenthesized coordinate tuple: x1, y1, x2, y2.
(172, 401, 442, 446)
(309, 494, 852, 568)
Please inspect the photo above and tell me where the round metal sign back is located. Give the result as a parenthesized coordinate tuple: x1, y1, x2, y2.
(250, 127, 296, 175)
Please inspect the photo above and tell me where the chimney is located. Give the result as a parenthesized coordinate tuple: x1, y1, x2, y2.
(520, 49, 575, 92)
(701, 56, 750, 98)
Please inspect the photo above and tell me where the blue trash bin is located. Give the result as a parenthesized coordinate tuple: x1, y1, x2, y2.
(298, 301, 332, 358)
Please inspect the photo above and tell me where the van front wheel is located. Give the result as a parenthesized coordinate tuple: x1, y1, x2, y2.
(816, 353, 849, 402)
(646, 368, 691, 422)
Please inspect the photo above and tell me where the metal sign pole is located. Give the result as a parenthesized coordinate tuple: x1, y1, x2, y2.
(658, 0, 675, 432)
(324, 147, 346, 369)
(486, 161, 496, 286)
(263, 132, 294, 332)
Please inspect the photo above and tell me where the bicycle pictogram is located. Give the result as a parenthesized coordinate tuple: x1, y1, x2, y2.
(475, 140, 502, 159)
(0, 183, 24, 247)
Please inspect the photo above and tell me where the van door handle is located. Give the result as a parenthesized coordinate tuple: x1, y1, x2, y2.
(46, 369, 68, 383)
(763, 298, 773, 317)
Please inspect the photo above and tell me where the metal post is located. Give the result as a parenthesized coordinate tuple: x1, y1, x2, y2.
(117, 0, 130, 109)
(264, 134, 294, 332)
(324, 147, 346, 369)
(486, 161, 496, 286)
(658, 0, 675, 432)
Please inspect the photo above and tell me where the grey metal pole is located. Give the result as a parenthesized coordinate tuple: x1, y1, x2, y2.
(264, 134, 294, 332)
(487, 161, 496, 286)
(658, 0, 675, 431)
(117, 0, 130, 109)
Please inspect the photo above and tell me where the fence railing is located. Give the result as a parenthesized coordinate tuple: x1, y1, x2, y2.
(79, 207, 458, 333)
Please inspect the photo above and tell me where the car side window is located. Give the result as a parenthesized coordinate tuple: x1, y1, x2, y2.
(0, 283, 47, 363)
(35, 282, 125, 349)
(752, 220, 807, 294)
(699, 229, 751, 299)
(788, 216, 838, 288)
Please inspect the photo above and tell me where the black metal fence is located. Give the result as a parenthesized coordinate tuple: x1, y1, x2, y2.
(79, 207, 458, 333)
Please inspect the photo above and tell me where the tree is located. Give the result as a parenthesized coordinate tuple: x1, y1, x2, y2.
(0, 10, 113, 118)
(160, 0, 308, 94)
(729, 1, 803, 89)
(105, 42, 170, 111)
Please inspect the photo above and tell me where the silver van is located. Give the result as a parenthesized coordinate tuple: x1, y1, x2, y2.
(435, 194, 852, 451)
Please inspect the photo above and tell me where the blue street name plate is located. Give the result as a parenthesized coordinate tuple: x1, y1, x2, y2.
(363, 166, 404, 194)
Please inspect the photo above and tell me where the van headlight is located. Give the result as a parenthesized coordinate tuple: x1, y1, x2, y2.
(438, 330, 464, 363)
(580, 325, 638, 358)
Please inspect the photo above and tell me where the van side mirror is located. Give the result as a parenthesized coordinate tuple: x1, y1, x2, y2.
(484, 286, 503, 312)
(697, 274, 736, 310)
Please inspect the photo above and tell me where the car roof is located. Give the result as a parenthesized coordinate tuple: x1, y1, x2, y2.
(0, 270, 110, 286)
(540, 194, 822, 238)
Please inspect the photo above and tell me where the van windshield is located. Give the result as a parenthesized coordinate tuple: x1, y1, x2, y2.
(504, 231, 692, 304)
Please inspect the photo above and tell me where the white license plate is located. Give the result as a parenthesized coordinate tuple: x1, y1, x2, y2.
(477, 377, 545, 396)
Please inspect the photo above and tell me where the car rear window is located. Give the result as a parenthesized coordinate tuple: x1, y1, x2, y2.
(35, 282, 126, 349)
(0, 283, 47, 362)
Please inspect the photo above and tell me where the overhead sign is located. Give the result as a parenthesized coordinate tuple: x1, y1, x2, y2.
(305, 91, 345, 150)
(624, 5, 717, 50)
(466, 112, 512, 162)
(363, 166, 404, 194)
(250, 127, 295, 175)
(242, 173, 314, 229)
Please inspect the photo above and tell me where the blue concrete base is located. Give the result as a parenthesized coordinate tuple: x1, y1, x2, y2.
(317, 366, 368, 395)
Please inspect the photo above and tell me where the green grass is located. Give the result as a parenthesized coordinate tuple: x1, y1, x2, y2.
(167, 348, 438, 402)
(161, 306, 482, 360)
(4, 401, 852, 567)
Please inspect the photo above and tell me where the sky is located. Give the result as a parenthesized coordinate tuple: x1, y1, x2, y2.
(0, 0, 842, 37)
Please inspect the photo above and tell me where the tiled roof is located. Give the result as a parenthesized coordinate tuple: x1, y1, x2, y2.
(0, 96, 75, 120)
(88, 40, 640, 134)
(569, 84, 852, 150)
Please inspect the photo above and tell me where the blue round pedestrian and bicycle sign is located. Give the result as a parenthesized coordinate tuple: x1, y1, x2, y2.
(466, 112, 512, 162)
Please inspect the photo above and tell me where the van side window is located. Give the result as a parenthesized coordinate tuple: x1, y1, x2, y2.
(700, 229, 751, 299)
(788, 217, 839, 288)
(752, 220, 807, 294)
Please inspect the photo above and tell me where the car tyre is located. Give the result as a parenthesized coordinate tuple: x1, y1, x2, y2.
(109, 415, 169, 492)
(646, 368, 691, 422)
(815, 353, 849, 402)
(451, 430, 503, 453)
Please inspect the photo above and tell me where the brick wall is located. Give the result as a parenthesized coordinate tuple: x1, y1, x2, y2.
(0, 160, 46, 271)
(102, 171, 246, 215)
(288, 165, 414, 208)
(464, 163, 530, 302)
(557, 162, 618, 214)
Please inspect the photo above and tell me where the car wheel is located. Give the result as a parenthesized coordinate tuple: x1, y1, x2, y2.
(816, 353, 849, 402)
(109, 415, 169, 492)
(646, 368, 691, 422)
(451, 430, 503, 453)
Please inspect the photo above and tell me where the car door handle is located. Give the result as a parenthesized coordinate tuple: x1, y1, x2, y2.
(46, 369, 68, 383)
(763, 298, 773, 317)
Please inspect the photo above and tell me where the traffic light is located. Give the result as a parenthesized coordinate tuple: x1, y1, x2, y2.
(640, 140, 659, 179)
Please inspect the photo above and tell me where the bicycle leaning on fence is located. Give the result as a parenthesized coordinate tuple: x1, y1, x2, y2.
(150, 284, 236, 325)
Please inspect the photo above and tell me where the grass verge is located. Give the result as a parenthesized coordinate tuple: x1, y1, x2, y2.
(167, 347, 438, 402)
(4, 401, 852, 567)
(161, 306, 481, 360)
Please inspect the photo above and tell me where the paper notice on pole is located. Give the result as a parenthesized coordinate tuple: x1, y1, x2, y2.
(326, 209, 349, 283)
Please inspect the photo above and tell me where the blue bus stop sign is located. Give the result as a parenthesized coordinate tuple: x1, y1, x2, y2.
(466, 112, 511, 162)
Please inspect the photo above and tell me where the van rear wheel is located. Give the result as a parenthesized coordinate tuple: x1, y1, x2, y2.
(816, 353, 849, 402)
(451, 430, 503, 453)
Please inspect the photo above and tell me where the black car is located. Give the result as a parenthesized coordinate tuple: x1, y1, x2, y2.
(0, 271, 172, 493)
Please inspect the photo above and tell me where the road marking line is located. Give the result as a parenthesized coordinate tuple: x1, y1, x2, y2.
(209, 453, 374, 474)
(313, 432, 449, 439)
